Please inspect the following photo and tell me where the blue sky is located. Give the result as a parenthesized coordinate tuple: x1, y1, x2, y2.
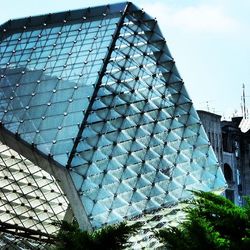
(1, 0, 249, 120)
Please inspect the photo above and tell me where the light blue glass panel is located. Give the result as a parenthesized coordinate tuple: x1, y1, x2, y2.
(69, 13, 225, 229)
(0, 3, 226, 234)
(0, 14, 121, 165)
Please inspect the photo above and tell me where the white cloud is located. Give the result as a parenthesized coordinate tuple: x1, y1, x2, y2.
(142, 2, 240, 34)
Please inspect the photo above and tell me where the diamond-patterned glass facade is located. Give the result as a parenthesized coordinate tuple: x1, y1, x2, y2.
(0, 140, 69, 243)
(0, 2, 226, 248)
(0, 7, 120, 166)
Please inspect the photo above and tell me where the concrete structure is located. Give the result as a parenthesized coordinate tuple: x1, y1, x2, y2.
(197, 110, 239, 204)
(198, 110, 250, 206)
(221, 118, 241, 204)
(222, 117, 250, 205)
(0, 3, 226, 248)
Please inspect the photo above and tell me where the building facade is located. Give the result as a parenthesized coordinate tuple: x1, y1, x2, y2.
(0, 3, 226, 248)
(222, 117, 250, 205)
(198, 111, 250, 206)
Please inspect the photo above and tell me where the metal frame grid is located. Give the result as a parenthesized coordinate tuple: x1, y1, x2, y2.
(0, 141, 69, 234)
(68, 3, 226, 228)
(0, 2, 226, 248)
(0, 231, 52, 249)
(0, 3, 123, 166)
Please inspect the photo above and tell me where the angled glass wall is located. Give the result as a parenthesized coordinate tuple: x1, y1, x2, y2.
(68, 4, 226, 228)
(0, 6, 121, 166)
(0, 2, 226, 248)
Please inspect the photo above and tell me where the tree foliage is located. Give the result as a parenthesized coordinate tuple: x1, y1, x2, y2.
(156, 191, 250, 250)
(53, 220, 141, 250)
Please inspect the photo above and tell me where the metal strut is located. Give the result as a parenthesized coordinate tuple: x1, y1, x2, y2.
(0, 221, 57, 244)
(67, 2, 131, 167)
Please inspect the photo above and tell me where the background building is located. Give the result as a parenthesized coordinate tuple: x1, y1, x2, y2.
(222, 117, 250, 206)
(197, 110, 223, 163)
(198, 110, 250, 206)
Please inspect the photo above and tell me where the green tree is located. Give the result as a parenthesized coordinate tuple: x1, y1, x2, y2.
(53, 220, 141, 250)
(156, 191, 250, 250)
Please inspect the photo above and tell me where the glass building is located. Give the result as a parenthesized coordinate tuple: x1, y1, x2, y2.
(0, 2, 226, 248)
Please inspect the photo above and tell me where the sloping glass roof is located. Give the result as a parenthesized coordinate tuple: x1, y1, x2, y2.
(0, 4, 123, 166)
(0, 2, 226, 248)
(68, 3, 226, 228)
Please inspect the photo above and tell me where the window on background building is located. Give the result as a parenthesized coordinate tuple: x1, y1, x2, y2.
(222, 133, 231, 152)
(224, 163, 233, 183)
